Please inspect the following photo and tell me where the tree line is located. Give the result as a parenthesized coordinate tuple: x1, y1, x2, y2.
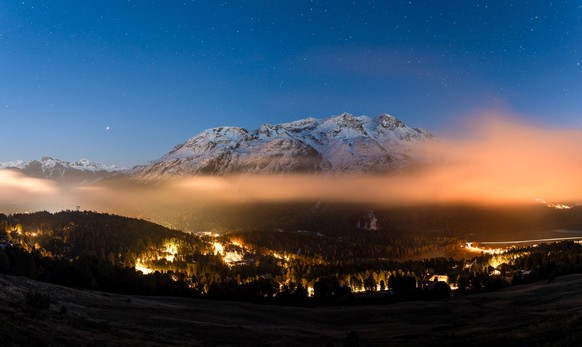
(2, 210, 582, 306)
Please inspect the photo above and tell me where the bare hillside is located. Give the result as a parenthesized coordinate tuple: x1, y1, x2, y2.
(1, 274, 581, 346)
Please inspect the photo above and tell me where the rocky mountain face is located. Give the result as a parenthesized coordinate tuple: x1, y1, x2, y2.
(0, 157, 125, 184)
(131, 113, 434, 178)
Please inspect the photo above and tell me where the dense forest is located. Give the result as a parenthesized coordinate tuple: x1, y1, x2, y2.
(2, 209, 582, 306)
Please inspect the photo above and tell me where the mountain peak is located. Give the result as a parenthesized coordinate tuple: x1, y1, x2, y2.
(325, 112, 364, 123)
(131, 113, 435, 177)
(375, 113, 405, 129)
(76, 158, 92, 165)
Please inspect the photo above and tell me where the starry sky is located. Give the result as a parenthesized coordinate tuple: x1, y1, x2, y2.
(1, 0, 581, 167)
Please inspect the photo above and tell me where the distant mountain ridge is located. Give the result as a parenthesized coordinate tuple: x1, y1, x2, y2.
(2, 113, 436, 182)
(131, 113, 435, 178)
(0, 157, 125, 184)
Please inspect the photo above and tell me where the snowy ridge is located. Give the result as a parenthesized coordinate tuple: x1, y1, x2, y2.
(131, 113, 435, 178)
(0, 157, 125, 183)
(0, 160, 27, 170)
(69, 158, 123, 173)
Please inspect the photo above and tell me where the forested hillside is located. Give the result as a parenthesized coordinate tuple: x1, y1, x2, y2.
(2, 209, 582, 306)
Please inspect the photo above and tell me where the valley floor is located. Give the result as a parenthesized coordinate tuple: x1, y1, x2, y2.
(1, 273, 581, 346)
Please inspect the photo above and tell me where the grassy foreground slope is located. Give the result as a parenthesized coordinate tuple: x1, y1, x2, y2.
(1, 274, 581, 346)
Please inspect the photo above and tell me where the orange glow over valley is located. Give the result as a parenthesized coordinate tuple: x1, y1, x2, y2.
(1, 112, 582, 213)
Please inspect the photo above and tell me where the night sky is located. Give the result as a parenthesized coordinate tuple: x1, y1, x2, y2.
(1, 1, 581, 167)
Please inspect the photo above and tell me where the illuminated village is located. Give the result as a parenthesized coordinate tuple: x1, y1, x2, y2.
(4, 210, 581, 304)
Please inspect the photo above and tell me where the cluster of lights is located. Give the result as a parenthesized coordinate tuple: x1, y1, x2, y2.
(213, 241, 245, 266)
(136, 237, 250, 276)
(464, 242, 533, 278)
(134, 241, 179, 275)
(271, 252, 290, 261)
(464, 242, 506, 255)
(535, 198, 573, 210)
(163, 243, 178, 262)
(135, 259, 154, 274)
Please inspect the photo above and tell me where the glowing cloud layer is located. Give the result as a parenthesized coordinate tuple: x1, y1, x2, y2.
(2, 111, 582, 216)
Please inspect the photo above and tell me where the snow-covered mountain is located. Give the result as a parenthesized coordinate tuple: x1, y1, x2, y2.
(131, 113, 435, 178)
(0, 157, 125, 184)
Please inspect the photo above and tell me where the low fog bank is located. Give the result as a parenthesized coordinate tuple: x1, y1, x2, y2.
(2, 111, 582, 221)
